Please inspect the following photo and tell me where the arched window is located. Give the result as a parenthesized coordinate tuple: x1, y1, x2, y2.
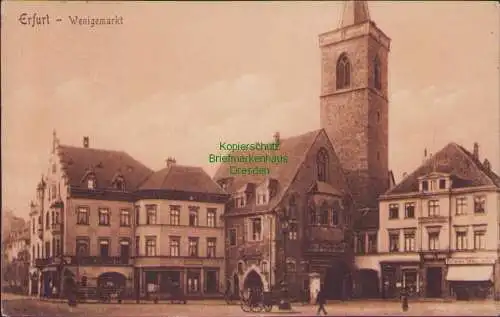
(317, 148, 328, 182)
(331, 200, 340, 226)
(286, 259, 296, 272)
(336, 54, 351, 89)
(320, 203, 329, 225)
(374, 55, 382, 90)
(309, 205, 317, 225)
(288, 195, 297, 219)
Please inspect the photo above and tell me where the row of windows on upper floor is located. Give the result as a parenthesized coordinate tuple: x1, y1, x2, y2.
(335, 53, 383, 91)
(33, 235, 221, 260)
(73, 205, 218, 227)
(355, 225, 490, 255)
(387, 196, 486, 220)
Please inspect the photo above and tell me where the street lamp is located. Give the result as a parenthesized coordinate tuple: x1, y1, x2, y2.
(278, 208, 291, 310)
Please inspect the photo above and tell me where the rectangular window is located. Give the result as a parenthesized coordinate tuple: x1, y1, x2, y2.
(135, 236, 140, 256)
(422, 180, 429, 191)
(404, 232, 416, 252)
(389, 232, 399, 252)
(288, 222, 298, 240)
(474, 231, 486, 250)
(146, 205, 157, 225)
(249, 217, 262, 241)
(474, 196, 486, 214)
(207, 208, 217, 227)
(170, 206, 181, 225)
(389, 204, 399, 219)
(188, 237, 199, 257)
(55, 239, 61, 256)
(428, 200, 440, 217)
(120, 209, 131, 227)
(135, 205, 140, 225)
(145, 236, 157, 256)
(428, 232, 439, 250)
(45, 241, 50, 258)
(169, 236, 180, 257)
(189, 207, 199, 226)
(99, 239, 110, 257)
(405, 202, 415, 218)
(206, 238, 216, 258)
(51, 184, 57, 200)
(186, 271, 200, 293)
(456, 197, 467, 216)
(120, 239, 130, 262)
(439, 179, 446, 189)
(367, 233, 377, 253)
(77, 207, 89, 225)
(98, 208, 110, 226)
(456, 231, 467, 250)
(75, 238, 89, 257)
(356, 233, 365, 254)
(228, 229, 237, 246)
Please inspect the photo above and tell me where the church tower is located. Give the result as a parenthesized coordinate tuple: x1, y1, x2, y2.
(319, 0, 391, 210)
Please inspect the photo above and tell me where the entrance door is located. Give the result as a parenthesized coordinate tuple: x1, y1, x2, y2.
(205, 270, 218, 293)
(426, 267, 442, 298)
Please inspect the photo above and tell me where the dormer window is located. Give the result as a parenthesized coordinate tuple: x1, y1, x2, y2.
(439, 179, 446, 189)
(113, 176, 125, 191)
(87, 178, 95, 189)
(256, 185, 269, 206)
(422, 181, 428, 191)
(234, 194, 246, 208)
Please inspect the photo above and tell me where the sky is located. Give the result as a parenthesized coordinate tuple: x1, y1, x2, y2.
(2, 1, 499, 220)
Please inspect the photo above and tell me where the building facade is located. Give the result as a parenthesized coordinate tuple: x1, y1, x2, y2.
(29, 133, 228, 299)
(355, 142, 500, 300)
(216, 130, 355, 301)
(134, 159, 228, 298)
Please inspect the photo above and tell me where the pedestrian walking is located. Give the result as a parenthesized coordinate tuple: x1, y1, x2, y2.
(400, 286, 409, 312)
(316, 286, 327, 316)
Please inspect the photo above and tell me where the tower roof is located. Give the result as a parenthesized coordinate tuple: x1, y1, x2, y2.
(339, 0, 370, 28)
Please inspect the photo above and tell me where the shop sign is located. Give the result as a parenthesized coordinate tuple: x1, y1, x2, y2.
(421, 252, 448, 261)
(184, 259, 204, 266)
(446, 258, 496, 265)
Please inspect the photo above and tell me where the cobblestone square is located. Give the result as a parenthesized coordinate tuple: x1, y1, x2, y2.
(2, 294, 499, 317)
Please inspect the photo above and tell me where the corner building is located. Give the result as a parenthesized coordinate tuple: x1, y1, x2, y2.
(29, 133, 229, 299)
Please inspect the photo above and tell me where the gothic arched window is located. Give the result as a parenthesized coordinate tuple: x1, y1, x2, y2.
(289, 195, 297, 219)
(320, 202, 329, 225)
(317, 148, 329, 182)
(331, 200, 340, 226)
(309, 205, 317, 225)
(374, 55, 382, 90)
(336, 53, 351, 89)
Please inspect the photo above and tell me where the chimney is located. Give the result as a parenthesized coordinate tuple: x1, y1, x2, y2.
(83, 136, 89, 148)
(483, 158, 491, 171)
(273, 131, 280, 144)
(473, 142, 479, 160)
(166, 157, 176, 168)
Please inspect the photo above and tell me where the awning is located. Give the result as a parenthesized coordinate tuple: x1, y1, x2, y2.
(446, 265, 493, 282)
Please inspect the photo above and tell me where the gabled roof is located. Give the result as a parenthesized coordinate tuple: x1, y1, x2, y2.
(57, 145, 153, 191)
(214, 129, 346, 211)
(385, 142, 500, 195)
(140, 164, 226, 195)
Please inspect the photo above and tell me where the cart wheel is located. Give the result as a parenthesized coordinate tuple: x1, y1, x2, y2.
(240, 302, 251, 312)
(251, 304, 263, 313)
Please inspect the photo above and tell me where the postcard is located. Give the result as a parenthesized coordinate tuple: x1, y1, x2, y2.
(1, 1, 499, 316)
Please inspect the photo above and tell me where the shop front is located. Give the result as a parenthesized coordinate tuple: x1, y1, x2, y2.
(380, 260, 421, 299)
(446, 258, 496, 300)
(420, 251, 449, 298)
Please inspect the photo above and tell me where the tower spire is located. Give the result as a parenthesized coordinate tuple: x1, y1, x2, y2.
(339, 0, 370, 28)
